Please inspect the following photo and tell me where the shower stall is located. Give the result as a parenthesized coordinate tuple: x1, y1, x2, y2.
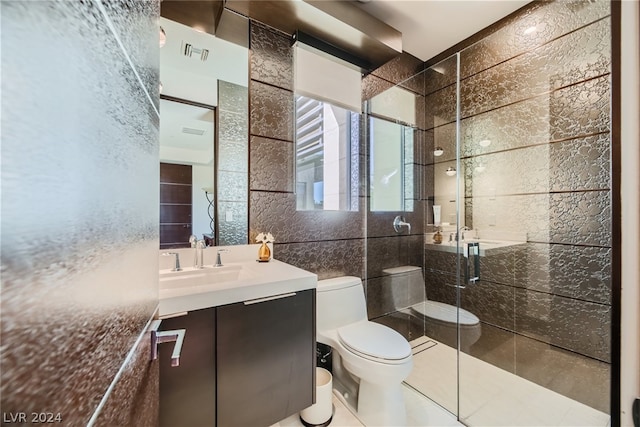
(364, 1, 614, 425)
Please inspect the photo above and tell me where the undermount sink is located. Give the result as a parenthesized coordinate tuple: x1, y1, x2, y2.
(159, 264, 255, 290)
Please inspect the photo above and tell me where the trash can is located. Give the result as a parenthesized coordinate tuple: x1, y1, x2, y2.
(300, 367, 333, 426)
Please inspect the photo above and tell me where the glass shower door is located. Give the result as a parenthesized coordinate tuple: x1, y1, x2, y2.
(456, 1, 613, 425)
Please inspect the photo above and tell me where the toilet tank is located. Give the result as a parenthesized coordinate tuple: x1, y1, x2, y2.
(316, 276, 367, 332)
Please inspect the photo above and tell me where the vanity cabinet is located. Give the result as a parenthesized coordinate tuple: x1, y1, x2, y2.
(159, 289, 316, 427)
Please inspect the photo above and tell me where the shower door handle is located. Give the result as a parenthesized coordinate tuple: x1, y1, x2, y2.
(465, 242, 480, 284)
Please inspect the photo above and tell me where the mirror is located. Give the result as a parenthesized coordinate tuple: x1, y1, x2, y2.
(159, 14, 248, 248)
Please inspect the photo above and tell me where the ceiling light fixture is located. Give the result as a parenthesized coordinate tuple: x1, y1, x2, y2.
(524, 26, 537, 35)
(434, 147, 444, 156)
(159, 26, 166, 48)
(479, 139, 492, 147)
(445, 167, 456, 177)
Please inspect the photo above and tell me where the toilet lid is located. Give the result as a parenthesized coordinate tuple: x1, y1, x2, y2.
(412, 301, 479, 326)
(338, 321, 411, 361)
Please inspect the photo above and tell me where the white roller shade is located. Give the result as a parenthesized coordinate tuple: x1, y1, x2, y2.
(294, 44, 362, 112)
(369, 85, 417, 127)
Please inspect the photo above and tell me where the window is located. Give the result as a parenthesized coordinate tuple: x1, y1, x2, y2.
(295, 95, 359, 211)
(369, 117, 414, 212)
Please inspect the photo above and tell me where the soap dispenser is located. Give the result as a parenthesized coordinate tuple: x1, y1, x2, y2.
(433, 227, 443, 244)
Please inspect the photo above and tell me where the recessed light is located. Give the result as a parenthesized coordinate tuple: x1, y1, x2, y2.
(445, 167, 456, 177)
(479, 139, 492, 147)
(434, 147, 444, 156)
(524, 26, 537, 35)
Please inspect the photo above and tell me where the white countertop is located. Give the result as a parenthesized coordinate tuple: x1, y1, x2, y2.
(159, 256, 317, 317)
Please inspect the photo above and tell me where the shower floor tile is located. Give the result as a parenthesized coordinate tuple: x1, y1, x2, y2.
(407, 336, 610, 427)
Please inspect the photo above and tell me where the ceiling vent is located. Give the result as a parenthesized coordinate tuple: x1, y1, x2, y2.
(182, 126, 206, 136)
(182, 42, 210, 61)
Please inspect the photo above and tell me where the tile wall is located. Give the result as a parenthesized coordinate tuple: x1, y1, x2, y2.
(1, 1, 159, 424)
(423, 0, 612, 412)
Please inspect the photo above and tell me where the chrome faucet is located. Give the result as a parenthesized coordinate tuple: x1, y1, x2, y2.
(195, 240, 206, 269)
(163, 252, 182, 271)
(457, 226, 470, 241)
(393, 216, 411, 234)
(214, 248, 228, 268)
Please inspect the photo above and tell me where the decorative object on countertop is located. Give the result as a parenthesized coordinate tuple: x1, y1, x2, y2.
(433, 227, 443, 244)
(255, 232, 275, 262)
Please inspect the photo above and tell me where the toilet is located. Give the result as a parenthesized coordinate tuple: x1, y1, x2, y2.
(383, 266, 482, 352)
(316, 276, 413, 427)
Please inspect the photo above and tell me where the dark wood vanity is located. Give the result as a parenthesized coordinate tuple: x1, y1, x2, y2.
(159, 289, 316, 426)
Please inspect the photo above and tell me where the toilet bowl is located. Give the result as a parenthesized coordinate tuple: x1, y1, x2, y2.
(383, 266, 482, 352)
(316, 276, 413, 427)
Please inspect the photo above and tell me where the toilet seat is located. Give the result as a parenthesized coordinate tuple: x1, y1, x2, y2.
(412, 301, 479, 326)
(338, 321, 411, 364)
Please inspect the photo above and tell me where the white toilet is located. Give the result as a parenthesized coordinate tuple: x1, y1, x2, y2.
(383, 266, 482, 352)
(316, 276, 413, 427)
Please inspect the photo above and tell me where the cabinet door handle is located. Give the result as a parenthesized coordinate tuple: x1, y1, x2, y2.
(243, 292, 297, 305)
(150, 320, 186, 367)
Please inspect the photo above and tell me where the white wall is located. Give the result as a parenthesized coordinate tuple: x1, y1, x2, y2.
(620, 1, 640, 425)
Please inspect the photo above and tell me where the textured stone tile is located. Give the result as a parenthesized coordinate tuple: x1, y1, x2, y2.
(275, 239, 364, 280)
(478, 246, 518, 286)
(218, 170, 247, 202)
(94, 330, 159, 426)
(366, 235, 424, 279)
(425, 54, 458, 96)
(514, 334, 610, 413)
(371, 52, 424, 89)
(362, 73, 395, 101)
(424, 249, 459, 275)
(515, 243, 611, 304)
(249, 136, 293, 192)
(218, 140, 248, 174)
(548, 75, 611, 141)
(455, 76, 610, 159)
(424, 84, 457, 130)
(461, 281, 515, 331)
(460, 18, 611, 117)
(366, 203, 425, 238)
(463, 134, 610, 198)
(218, 201, 249, 246)
(515, 289, 611, 362)
(250, 191, 364, 243)
(550, 134, 610, 192)
(219, 110, 249, 144)
(250, 81, 293, 141)
(549, 191, 611, 246)
(460, 0, 610, 79)
(100, 0, 160, 111)
(468, 191, 611, 246)
(250, 21, 293, 90)
(218, 80, 249, 114)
